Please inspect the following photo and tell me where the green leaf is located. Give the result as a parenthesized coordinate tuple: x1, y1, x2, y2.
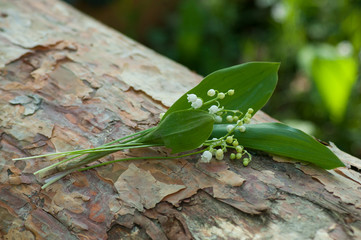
(163, 62, 280, 120)
(311, 57, 357, 122)
(139, 109, 214, 153)
(298, 44, 358, 122)
(211, 123, 345, 169)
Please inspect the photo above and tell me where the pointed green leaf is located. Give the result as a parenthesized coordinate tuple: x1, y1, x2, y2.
(211, 123, 345, 169)
(299, 44, 358, 123)
(163, 62, 280, 119)
(311, 57, 357, 122)
(139, 109, 214, 153)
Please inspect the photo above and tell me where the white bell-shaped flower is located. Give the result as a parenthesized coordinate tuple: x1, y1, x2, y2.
(191, 98, 203, 109)
(208, 105, 219, 114)
(187, 94, 198, 103)
(200, 151, 212, 163)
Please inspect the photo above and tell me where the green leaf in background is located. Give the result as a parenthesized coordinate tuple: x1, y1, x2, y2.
(211, 123, 345, 169)
(163, 62, 280, 120)
(298, 44, 358, 123)
(311, 57, 357, 122)
(139, 109, 214, 153)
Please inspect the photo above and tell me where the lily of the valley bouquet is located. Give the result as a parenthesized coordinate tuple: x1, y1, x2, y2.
(14, 62, 345, 188)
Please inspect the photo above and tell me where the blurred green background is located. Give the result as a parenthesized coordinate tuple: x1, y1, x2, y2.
(64, 0, 361, 159)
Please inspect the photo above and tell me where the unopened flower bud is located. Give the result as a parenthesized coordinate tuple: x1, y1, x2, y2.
(226, 115, 233, 122)
(227, 125, 234, 133)
(228, 89, 235, 96)
(238, 125, 246, 132)
(244, 118, 251, 124)
(226, 136, 233, 144)
(215, 149, 224, 160)
(236, 146, 243, 153)
(214, 115, 222, 123)
(218, 92, 225, 99)
(243, 158, 250, 166)
(207, 89, 216, 97)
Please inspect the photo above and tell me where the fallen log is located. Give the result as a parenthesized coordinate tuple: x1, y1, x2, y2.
(0, 0, 360, 239)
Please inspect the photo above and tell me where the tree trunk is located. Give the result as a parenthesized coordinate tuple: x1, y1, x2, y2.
(0, 1, 360, 239)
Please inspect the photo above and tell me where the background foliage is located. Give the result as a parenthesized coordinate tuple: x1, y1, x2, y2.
(65, 0, 361, 158)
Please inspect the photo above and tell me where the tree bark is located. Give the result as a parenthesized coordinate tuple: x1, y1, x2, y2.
(0, 1, 360, 239)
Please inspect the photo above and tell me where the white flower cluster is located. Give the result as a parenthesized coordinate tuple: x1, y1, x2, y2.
(200, 134, 252, 166)
(200, 145, 224, 163)
(199, 136, 227, 163)
(187, 94, 203, 109)
(187, 88, 235, 111)
(223, 107, 254, 133)
(200, 134, 251, 164)
(187, 88, 253, 166)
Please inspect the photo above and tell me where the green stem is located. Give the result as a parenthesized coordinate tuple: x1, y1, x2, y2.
(33, 128, 158, 175)
(101, 127, 155, 146)
(77, 149, 207, 171)
(74, 143, 162, 154)
(13, 127, 156, 161)
(41, 170, 74, 189)
(33, 144, 145, 175)
(35, 143, 162, 175)
(34, 153, 82, 175)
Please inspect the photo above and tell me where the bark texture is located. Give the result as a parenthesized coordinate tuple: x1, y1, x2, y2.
(0, 1, 360, 239)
